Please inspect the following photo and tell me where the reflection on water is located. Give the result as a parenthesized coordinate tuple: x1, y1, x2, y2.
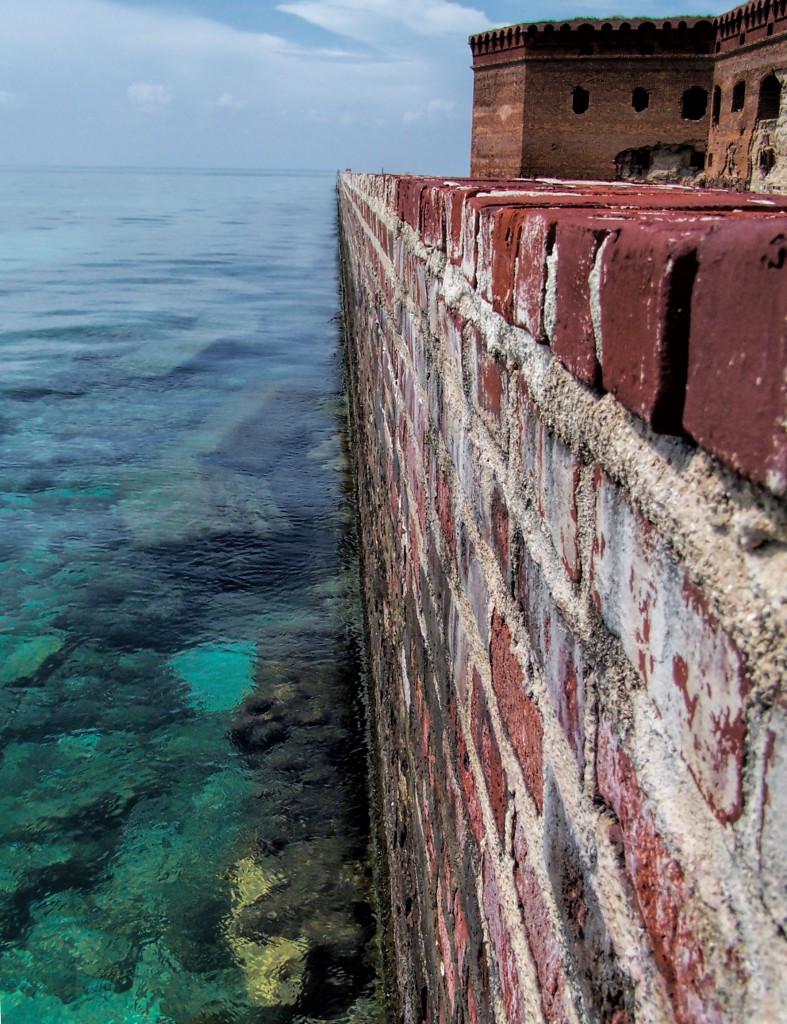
(0, 168, 383, 1023)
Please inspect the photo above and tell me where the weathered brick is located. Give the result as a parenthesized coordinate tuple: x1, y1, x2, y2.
(538, 427, 581, 583)
(516, 549, 586, 774)
(599, 221, 700, 434)
(596, 719, 741, 1024)
(491, 207, 526, 321)
(550, 217, 606, 388)
(760, 699, 787, 932)
(471, 671, 508, 840)
(511, 813, 570, 1024)
(512, 211, 552, 341)
(456, 701, 485, 848)
(433, 462, 457, 562)
(544, 774, 634, 1023)
(476, 340, 506, 424)
(489, 609, 544, 814)
(490, 481, 510, 578)
(683, 219, 787, 496)
(482, 851, 526, 1024)
(592, 470, 747, 824)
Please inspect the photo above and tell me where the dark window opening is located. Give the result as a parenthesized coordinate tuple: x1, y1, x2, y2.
(768, 22, 774, 35)
(759, 148, 776, 174)
(712, 85, 721, 124)
(639, 42, 655, 54)
(732, 80, 746, 111)
(707, 152, 713, 166)
(739, 32, 746, 44)
(758, 74, 781, 120)
(632, 87, 650, 112)
(572, 86, 590, 114)
(579, 43, 593, 55)
(689, 150, 706, 170)
(682, 86, 708, 120)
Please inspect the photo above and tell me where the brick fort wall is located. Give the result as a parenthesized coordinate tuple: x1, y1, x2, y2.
(339, 171, 787, 1023)
(470, 4, 787, 190)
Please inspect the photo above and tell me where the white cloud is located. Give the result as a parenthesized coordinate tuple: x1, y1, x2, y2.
(127, 83, 174, 111)
(205, 92, 248, 111)
(403, 97, 455, 124)
(278, 0, 492, 45)
(0, 0, 484, 172)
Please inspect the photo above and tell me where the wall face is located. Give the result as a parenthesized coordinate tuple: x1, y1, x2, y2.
(520, 58, 712, 180)
(708, 39, 787, 189)
(470, 63, 527, 179)
(339, 172, 787, 1024)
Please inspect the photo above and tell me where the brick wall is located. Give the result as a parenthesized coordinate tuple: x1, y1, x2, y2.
(338, 172, 787, 1024)
(469, 6, 787, 189)
(707, 37, 787, 191)
(518, 58, 713, 181)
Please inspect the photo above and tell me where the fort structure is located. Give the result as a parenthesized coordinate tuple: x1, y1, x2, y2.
(469, 1, 787, 191)
(338, 171, 786, 1021)
(338, 4, 786, 1022)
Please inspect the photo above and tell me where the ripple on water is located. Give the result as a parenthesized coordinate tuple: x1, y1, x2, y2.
(0, 168, 383, 1023)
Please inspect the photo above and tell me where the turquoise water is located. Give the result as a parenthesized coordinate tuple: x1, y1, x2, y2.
(0, 169, 382, 1022)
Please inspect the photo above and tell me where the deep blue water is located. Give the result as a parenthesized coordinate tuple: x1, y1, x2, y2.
(0, 168, 382, 1023)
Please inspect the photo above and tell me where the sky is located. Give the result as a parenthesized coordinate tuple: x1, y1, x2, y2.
(0, 0, 732, 174)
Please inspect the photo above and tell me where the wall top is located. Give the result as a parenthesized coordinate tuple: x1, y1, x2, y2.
(470, 1, 786, 63)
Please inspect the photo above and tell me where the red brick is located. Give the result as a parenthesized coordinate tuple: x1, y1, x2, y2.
(420, 184, 448, 251)
(490, 481, 510, 576)
(433, 463, 457, 563)
(511, 817, 569, 1024)
(596, 718, 740, 1024)
(538, 427, 581, 583)
(491, 208, 526, 321)
(435, 877, 458, 1014)
(599, 221, 702, 434)
(471, 671, 508, 839)
(591, 470, 747, 824)
(513, 211, 552, 342)
(683, 219, 787, 496)
(456, 706, 485, 848)
(489, 610, 544, 813)
(395, 176, 430, 230)
(516, 549, 586, 774)
(551, 217, 606, 388)
(482, 851, 526, 1024)
(477, 343, 505, 422)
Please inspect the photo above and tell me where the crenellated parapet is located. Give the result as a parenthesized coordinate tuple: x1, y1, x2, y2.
(716, 0, 787, 49)
(470, 18, 715, 63)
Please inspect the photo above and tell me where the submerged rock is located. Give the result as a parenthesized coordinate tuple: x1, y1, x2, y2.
(0, 633, 64, 684)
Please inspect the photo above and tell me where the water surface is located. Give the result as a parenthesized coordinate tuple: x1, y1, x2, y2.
(0, 167, 382, 1023)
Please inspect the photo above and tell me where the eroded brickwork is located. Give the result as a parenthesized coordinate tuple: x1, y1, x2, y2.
(339, 172, 787, 1023)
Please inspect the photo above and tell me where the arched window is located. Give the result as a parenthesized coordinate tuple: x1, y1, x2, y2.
(632, 87, 650, 112)
(757, 73, 782, 120)
(681, 86, 708, 120)
(572, 86, 590, 114)
(732, 80, 746, 111)
(712, 85, 721, 124)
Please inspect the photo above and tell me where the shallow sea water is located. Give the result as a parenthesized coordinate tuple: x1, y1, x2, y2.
(0, 168, 383, 1023)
